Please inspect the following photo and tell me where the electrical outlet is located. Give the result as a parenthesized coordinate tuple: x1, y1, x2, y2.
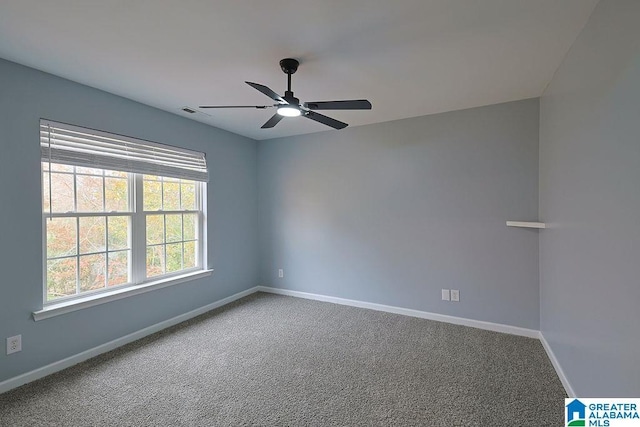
(451, 289, 460, 302)
(7, 335, 21, 355)
(278, 269, 284, 278)
(441, 289, 450, 301)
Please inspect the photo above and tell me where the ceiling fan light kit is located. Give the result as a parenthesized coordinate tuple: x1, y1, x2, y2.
(199, 58, 372, 130)
(277, 106, 301, 117)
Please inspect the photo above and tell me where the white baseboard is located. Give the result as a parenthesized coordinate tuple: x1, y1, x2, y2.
(539, 332, 575, 397)
(256, 286, 540, 339)
(0, 286, 259, 395)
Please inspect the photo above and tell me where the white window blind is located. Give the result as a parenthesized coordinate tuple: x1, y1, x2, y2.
(40, 119, 208, 182)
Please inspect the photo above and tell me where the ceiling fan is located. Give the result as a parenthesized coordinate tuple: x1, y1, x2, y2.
(199, 58, 372, 130)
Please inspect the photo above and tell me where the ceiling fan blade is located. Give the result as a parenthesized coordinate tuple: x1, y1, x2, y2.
(261, 113, 284, 129)
(246, 82, 286, 103)
(304, 100, 372, 110)
(304, 111, 348, 129)
(198, 105, 272, 109)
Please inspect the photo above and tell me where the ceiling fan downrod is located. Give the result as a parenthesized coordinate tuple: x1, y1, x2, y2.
(280, 58, 299, 101)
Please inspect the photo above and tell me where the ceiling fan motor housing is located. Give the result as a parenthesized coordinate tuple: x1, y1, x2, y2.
(280, 58, 299, 74)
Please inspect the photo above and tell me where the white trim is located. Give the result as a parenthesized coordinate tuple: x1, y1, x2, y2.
(1, 286, 259, 394)
(256, 286, 539, 338)
(506, 221, 546, 229)
(539, 332, 576, 397)
(33, 269, 214, 321)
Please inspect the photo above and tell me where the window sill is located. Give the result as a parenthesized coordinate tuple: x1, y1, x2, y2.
(33, 269, 213, 321)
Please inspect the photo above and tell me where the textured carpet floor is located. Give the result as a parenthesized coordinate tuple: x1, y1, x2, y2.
(0, 292, 566, 426)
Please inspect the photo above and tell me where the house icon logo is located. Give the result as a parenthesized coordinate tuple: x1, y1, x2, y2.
(566, 399, 586, 426)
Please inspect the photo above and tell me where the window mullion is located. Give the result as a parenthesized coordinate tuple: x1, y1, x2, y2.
(73, 166, 78, 212)
(132, 173, 145, 284)
(181, 213, 185, 271)
(105, 213, 109, 289)
(163, 215, 167, 275)
(75, 217, 80, 295)
(197, 181, 206, 270)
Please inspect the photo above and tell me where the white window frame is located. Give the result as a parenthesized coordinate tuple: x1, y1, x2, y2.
(35, 120, 210, 321)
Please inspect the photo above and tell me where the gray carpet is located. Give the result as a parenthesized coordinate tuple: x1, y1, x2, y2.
(0, 292, 566, 426)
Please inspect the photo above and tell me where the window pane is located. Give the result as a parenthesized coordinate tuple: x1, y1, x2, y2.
(165, 214, 182, 243)
(166, 243, 182, 273)
(79, 253, 106, 292)
(146, 245, 165, 277)
(163, 180, 180, 210)
(105, 170, 127, 178)
(183, 213, 196, 241)
(105, 177, 129, 211)
(47, 258, 77, 300)
(79, 216, 106, 254)
(146, 215, 164, 245)
(77, 175, 104, 212)
(184, 241, 196, 269)
(48, 163, 74, 173)
(47, 217, 77, 258)
(143, 179, 161, 211)
(108, 250, 129, 287)
(181, 182, 196, 210)
(43, 172, 50, 212)
(108, 216, 129, 250)
(76, 166, 103, 176)
(50, 172, 74, 212)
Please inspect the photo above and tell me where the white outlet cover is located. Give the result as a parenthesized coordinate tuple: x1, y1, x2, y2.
(7, 335, 22, 355)
(451, 290, 460, 302)
(278, 269, 284, 278)
(441, 289, 450, 301)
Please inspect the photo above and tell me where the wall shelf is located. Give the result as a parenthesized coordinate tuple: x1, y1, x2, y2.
(506, 221, 546, 229)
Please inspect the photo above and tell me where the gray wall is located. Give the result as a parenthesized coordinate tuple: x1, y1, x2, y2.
(259, 99, 540, 329)
(0, 59, 259, 382)
(539, 0, 640, 396)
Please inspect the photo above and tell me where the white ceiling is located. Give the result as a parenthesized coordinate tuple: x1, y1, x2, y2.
(0, 0, 597, 140)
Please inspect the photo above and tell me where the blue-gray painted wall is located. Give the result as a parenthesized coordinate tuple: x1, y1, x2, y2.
(258, 99, 541, 329)
(0, 58, 259, 382)
(4, 0, 639, 398)
(539, 0, 640, 396)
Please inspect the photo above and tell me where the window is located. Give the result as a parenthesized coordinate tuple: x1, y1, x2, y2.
(143, 175, 200, 277)
(41, 120, 208, 304)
